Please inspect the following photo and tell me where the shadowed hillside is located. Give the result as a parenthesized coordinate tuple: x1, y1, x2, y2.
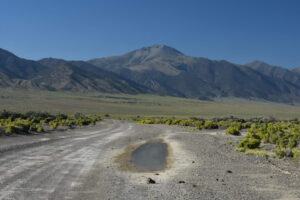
(1, 46, 300, 103)
(89, 45, 300, 103)
(0, 49, 149, 94)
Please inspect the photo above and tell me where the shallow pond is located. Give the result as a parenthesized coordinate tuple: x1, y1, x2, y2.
(130, 139, 168, 172)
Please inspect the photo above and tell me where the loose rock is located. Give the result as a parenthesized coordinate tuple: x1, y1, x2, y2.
(147, 178, 156, 184)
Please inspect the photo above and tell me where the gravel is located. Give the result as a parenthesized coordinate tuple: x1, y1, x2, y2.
(0, 120, 299, 200)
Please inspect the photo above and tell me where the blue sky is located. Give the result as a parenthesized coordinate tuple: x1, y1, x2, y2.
(1, 0, 299, 68)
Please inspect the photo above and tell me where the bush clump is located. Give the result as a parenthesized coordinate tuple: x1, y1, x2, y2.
(0, 110, 102, 136)
(203, 120, 218, 129)
(226, 126, 241, 136)
(37, 125, 44, 133)
(237, 137, 261, 151)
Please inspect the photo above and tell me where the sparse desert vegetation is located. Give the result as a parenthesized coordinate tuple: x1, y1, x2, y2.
(0, 110, 101, 136)
(235, 122, 300, 161)
(134, 117, 300, 161)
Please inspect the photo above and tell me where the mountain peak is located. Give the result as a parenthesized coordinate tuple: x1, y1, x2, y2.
(141, 44, 183, 55)
(38, 57, 67, 67)
(127, 44, 183, 62)
(246, 60, 270, 66)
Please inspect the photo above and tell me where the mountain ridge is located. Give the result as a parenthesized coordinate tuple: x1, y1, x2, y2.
(88, 45, 300, 103)
(0, 49, 149, 93)
(1, 45, 300, 103)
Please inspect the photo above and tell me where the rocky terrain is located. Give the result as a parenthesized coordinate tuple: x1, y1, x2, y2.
(0, 120, 299, 199)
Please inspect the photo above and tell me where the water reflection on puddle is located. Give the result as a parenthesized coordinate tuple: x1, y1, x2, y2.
(130, 139, 168, 172)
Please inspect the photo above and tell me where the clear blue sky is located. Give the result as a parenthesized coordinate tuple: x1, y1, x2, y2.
(1, 0, 299, 68)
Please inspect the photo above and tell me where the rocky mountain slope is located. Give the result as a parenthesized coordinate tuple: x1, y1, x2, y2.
(0, 49, 149, 93)
(1, 45, 300, 103)
(89, 45, 300, 103)
(292, 67, 300, 75)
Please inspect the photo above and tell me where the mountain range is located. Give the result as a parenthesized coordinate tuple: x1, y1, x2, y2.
(1, 45, 300, 103)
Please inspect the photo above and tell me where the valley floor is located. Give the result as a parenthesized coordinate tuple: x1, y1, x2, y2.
(0, 120, 299, 200)
(1, 89, 300, 119)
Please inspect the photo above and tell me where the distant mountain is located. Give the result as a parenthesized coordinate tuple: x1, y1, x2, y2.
(89, 45, 300, 103)
(0, 49, 149, 93)
(292, 67, 300, 75)
(1, 45, 300, 103)
(245, 60, 300, 87)
(0, 48, 46, 79)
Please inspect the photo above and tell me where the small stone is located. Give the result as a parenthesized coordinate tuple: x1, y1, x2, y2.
(147, 178, 156, 184)
(192, 161, 195, 163)
(226, 170, 232, 173)
(192, 184, 197, 187)
(155, 173, 159, 175)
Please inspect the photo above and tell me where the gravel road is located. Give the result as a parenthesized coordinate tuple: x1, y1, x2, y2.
(0, 120, 299, 200)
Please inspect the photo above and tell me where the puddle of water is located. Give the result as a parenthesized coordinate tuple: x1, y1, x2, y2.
(115, 138, 171, 172)
(130, 140, 168, 172)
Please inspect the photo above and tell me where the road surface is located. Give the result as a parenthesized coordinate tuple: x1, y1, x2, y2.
(0, 120, 299, 200)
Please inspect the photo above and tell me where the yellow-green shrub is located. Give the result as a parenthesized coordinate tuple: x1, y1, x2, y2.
(37, 125, 44, 133)
(203, 120, 218, 129)
(226, 126, 241, 136)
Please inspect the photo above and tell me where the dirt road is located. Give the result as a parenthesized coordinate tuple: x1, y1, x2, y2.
(0, 120, 299, 200)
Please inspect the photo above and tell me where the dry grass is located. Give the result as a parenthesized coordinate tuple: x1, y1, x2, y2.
(0, 88, 300, 119)
(245, 149, 268, 157)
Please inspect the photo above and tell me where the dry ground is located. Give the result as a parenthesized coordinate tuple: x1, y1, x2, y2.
(0, 120, 299, 200)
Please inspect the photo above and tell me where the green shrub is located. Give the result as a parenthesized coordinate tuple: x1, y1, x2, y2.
(165, 119, 172, 125)
(37, 125, 44, 133)
(50, 122, 58, 130)
(230, 122, 242, 130)
(30, 124, 37, 131)
(241, 122, 252, 129)
(218, 120, 231, 128)
(203, 120, 218, 129)
(195, 121, 203, 129)
(238, 137, 260, 149)
(226, 126, 241, 136)
(20, 121, 31, 132)
(275, 147, 285, 158)
(235, 147, 246, 152)
(292, 148, 300, 162)
(67, 121, 75, 128)
(247, 138, 261, 149)
(90, 119, 96, 126)
(5, 125, 20, 135)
